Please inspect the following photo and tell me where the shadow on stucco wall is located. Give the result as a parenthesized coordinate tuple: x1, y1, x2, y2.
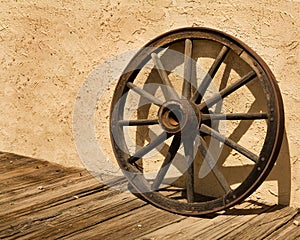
(131, 38, 291, 205)
(267, 131, 291, 205)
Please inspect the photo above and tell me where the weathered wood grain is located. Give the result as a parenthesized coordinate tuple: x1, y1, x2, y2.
(221, 206, 299, 240)
(264, 212, 300, 240)
(0, 152, 298, 240)
(139, 202, 274, 240)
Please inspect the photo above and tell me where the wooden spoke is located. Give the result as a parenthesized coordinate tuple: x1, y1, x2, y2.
(128, 132, 172, 164)
(202, 112, 268, 121)
(152, 134, 181, 190)
(118, 119, 159, 127)
(192, 46, 230, 104)
(199, 71, 257, 110)
(182, 39, 193, 99)
(151, 53, 179, 100)
(198, 136, 232, 193)
(183, 138, 195, 203)
(127, 82, 163, 106)
(200, 124, 259, 163)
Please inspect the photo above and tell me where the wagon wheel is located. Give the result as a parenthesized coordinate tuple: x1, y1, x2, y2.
(110, 27, 284, 215)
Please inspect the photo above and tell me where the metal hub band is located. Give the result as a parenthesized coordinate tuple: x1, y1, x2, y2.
(158, 100, 201, 134)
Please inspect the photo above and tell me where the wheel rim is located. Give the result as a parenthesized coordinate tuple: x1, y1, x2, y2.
(110, 27, 284, 215)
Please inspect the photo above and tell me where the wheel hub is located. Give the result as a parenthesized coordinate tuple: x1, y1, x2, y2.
(158, 100, 201, 134)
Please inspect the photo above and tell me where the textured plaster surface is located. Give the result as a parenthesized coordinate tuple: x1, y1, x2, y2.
(0, 0, 299, 207)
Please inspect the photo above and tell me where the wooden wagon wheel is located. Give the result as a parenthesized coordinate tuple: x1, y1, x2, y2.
(110, 27, 284, 215)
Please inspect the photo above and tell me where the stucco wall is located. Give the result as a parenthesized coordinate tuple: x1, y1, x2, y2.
(0, 0, 299, 207)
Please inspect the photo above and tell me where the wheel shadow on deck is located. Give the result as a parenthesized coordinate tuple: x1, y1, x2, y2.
(0, 152, 297, 240)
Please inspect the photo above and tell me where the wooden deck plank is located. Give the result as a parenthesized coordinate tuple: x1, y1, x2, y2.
(0, 177, 126, 226)
(185, 205, 276, 240)
(0, 152, 39, 170)
(14, 196, 145, 239)
(1, 191, 141, 239)
(0, 167, 86, 204)
(0, 152, 298, 239)
(0, 164, 91, 198)
(62, 201, 186, 239)
(0, 177, 127, 222)
(0, 175, 99, 216)
(0, 161, 52, 181)
(138, 202, 274, 240)
(221, 206, 298, 240)
(0, 153, 83, 196)
(264, 212, 300, 240)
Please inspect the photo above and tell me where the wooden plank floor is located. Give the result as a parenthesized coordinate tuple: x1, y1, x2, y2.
(0, 152, 299, 240)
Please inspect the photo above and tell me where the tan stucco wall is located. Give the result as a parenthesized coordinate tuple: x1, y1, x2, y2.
(0, 0, 299, 207)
